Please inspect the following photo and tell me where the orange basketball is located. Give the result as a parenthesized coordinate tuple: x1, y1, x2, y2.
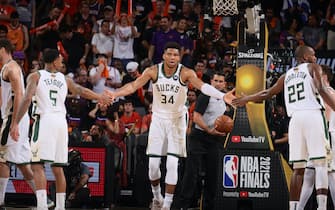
(214, 115, 234, 133)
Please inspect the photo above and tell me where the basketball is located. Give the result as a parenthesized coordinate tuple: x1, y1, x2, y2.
(214, 115, 234, 133)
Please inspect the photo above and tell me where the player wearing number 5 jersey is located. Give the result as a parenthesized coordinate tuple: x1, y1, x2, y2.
(109, 42, 235, 210)
(11, 49, 112, 210)
(232, 46, 335, 210)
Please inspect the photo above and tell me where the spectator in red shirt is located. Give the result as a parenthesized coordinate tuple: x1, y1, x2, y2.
(120, 100, 142, 135)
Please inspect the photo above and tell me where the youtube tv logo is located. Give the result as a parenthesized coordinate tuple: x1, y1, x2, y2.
(231, 136, 241, 143)
(240, 191, 249, 198)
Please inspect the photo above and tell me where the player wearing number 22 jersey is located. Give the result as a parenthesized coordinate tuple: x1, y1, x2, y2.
(284, 62, 328, 164)
(30, 69, 68, 164)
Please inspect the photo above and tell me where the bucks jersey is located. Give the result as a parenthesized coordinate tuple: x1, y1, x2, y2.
(33, 70, 68, 115)
(284, 63, 323, 117)
(152, 63, 188, 119)
(1, 60, 26, 119)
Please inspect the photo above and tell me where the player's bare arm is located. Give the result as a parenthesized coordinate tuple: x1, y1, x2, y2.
(183, 67, 236, 105)
(66, 76, 112, 105)
(0, 86, 2, 107)
(11, 72, 39, 141)
(312, 64, 335, 111)
(232, 74, 285, 107)
(6, 63, 26, 139)
(111, 66, 155, 100)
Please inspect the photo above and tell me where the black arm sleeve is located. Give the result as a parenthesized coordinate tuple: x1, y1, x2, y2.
(194, 94, 210, 115)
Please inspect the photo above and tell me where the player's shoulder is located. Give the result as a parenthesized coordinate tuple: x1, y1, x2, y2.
(143, 64, 158, 76)
(146, 64, 158, 72)
(26, 71, 40, 83)
(6, 60, 21, 72)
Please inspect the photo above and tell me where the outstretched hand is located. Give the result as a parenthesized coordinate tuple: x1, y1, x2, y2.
(224, 88, 236, 106)
(232, 92, 249, 107)
(98, 90, 114, 106)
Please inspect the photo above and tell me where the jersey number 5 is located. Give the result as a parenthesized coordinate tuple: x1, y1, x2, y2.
(288, 82, 305, 103)
(49, 90, 58, 106)
(161, 94, 174, 104)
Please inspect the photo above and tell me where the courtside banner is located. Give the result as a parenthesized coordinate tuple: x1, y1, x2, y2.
(215, 150, 289, 210)
(6, 147, 106, 196)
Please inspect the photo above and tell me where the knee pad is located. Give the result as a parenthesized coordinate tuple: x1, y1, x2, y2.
(148, 157, 161, 181)
(165, 155, 179, 185)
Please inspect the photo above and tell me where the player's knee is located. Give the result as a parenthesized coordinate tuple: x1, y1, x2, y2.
(310, 158, 327, 167)
(293, 161, 306, 170)
(148, 157, 161, 181)
(313, 159, 328, 190)
(165, 155, 178, 185)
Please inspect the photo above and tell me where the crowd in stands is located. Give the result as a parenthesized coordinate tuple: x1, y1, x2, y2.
(1, 0, 335, 203)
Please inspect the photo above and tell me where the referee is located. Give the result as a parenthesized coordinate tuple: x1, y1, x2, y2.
(178, 71, 228, 210)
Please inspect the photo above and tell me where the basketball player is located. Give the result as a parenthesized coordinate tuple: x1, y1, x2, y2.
(232, 45, 333, 210)
(296, 65, 335, 210)
(11, 49, 111, 210)
(109, 42, 235, 210)
(0, 39, 36, 207)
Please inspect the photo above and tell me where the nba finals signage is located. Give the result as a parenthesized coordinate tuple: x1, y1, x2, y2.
(223, 155, 270, 190)
(215, 151, 289, 210)
(214, 20, 291, 210)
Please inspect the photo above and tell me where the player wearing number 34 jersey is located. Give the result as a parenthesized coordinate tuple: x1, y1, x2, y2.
(109, 42, 236, 210)
(149, 62, 188, 157)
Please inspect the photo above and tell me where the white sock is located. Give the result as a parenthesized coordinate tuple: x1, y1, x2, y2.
(36, 189, 47, 209)
(328, 172, 335, 206)
(26, 179, 36, 193)
(297, 168, 315, 210)
(163, 193, 173, 209)
(289, 201, 298, 210)
(55, 192, 66, 210)
(316, 194, 327, 210)
(0, 178, 9, 205)
(151, 184, 162, 200)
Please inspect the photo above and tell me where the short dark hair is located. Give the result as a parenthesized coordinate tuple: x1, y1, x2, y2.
(0, 25, 7, 33)
(161, 15, 171, 21)
(124, 99, 134, 105)
(10, 11, 19, 19)
(101, 20, 110, 26)
(96, 53, 108, 59)
(212, 70, 225, 78)
(164, 42, 181, 52)
(43, 49, 60, 63)
(0, 39, 14, 54)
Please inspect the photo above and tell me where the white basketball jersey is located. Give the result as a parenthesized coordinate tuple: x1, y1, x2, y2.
(284, 63, 323, 117)
(33, 70, 68, 115)
(329, 111, 335, 132)
(0, 60, 26, 119)
(152, 63, 188, 119)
